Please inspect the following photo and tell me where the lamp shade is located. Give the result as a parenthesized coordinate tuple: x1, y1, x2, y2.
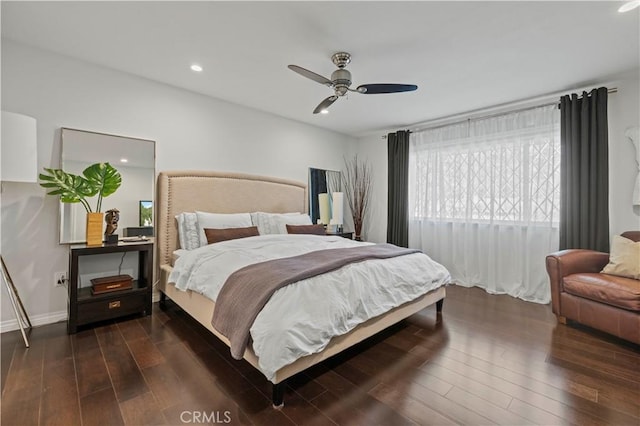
(1, 111, 38, 183)
(318, 193, 330, 225)
(330, 192, 344, 225)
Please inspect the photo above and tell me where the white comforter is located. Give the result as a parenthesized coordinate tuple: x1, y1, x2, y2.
(169, 234, 451, 381)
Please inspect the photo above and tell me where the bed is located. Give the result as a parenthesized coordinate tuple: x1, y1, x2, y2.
(156, 170, 448, 407)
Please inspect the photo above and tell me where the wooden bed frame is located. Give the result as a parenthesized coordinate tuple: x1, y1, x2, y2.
(156, 170, 446, 407)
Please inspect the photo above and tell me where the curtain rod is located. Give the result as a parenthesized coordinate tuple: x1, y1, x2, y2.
(400, 87, 618, 136)
(556, 87, 617, 107)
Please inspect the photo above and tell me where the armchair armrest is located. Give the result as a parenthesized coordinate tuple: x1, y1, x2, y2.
(545, 249, 609, 315)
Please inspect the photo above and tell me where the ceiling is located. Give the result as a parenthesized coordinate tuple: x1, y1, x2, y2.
(2, 1, 638, 137)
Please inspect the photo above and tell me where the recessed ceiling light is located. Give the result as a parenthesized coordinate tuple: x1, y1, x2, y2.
(190, 64, 203, 72)
(320, 109, 329, 115)
(120, 158, 128, 163)
(619, 0, 640, 12)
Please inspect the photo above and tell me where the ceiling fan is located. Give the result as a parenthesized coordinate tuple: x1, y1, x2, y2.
(288, 52, 418, 114)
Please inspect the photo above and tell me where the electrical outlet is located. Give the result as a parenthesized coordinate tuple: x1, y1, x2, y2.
(54, 271, 67, 287)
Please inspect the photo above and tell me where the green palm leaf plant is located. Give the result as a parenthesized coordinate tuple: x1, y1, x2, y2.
(39, 163, 122, 213)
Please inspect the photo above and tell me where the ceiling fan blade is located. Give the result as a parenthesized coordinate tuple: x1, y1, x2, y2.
(313, 96, 338, 114)
(288, 65, 333, 87)
(356, 84, 418, 94)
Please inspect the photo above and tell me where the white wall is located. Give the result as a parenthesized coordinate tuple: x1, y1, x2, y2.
(357, 70, 640, 243)
(607, 70, 640, 235)
(352, 134, 390, 244)
(0, 41, 356, 328)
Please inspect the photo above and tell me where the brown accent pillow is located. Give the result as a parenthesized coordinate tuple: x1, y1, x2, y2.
(204, 226, 259, 244)
(286, 224, 326, 235)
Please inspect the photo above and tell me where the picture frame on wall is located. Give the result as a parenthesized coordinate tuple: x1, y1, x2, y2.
(139, 200, 153, 227)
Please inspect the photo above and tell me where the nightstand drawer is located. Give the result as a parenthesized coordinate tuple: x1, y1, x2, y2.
(76, 292, 147, 325)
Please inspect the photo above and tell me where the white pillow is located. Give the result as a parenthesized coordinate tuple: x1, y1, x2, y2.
(175, 212, 200, 250)
(195, 211, 252, 246)
(251, 212, 311, 234)
(601, 235, 640, 279)
(251, 212, 292, 234)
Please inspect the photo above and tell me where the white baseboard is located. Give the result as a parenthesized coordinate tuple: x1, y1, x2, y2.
(2, 292, 162, 333)
(0, 309, 68, 333)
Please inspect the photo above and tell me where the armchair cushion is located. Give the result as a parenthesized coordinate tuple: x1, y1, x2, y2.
(601, 235, 640, 280)
(563, 273, 640, 311)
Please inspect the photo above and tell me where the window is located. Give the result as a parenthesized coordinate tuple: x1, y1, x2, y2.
(409, 105, 560, 225)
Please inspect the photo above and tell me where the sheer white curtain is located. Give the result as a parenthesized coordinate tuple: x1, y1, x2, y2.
(408, 104, 560, 303)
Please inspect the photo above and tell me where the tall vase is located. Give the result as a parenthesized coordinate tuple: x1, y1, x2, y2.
(354, 217, 363, 241)
(86, 212, 104, 246)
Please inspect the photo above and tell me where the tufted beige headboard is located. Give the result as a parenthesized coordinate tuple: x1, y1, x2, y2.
(156, 170, 307, 267)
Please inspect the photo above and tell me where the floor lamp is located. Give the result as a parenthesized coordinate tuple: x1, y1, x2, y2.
(1, 110, 38, 348)
(1, 257, 31, 347)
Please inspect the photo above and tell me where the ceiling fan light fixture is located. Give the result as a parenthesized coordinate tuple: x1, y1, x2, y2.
(619, 0, 640, 12)
(289, 51, 418, 115)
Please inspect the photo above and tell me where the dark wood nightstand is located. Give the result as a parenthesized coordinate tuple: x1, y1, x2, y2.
(326, 232, 354, 240)
(67, 239, 153, 333)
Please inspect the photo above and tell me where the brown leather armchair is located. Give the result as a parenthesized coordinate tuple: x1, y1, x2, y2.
(546, 231, 640, 344)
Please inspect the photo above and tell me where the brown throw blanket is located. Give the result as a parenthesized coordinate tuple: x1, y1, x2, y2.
(212, 243, 419, 359)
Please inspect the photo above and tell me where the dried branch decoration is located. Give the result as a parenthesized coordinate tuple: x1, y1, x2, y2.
(343, 155, 372, 240)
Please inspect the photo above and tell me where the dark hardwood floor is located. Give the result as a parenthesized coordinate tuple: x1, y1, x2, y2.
(1, 285, 638, 425)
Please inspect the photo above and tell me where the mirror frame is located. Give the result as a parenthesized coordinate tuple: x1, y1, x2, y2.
(58, 128, 156, 244)
(308, 167, 342, 225)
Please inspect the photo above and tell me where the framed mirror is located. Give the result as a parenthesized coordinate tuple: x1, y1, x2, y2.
(308, 167, 342, 225)
(59, 128, 155, 243)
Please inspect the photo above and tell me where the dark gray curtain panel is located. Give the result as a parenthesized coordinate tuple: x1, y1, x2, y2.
(387, 130, 410, 247)
(559, 87, 609, 252)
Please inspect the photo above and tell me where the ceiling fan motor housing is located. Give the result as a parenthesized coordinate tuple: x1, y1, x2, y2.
(331, 68, 352, 96)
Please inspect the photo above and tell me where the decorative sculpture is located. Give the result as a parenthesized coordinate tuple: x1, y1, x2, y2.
(105, 208, 120, 236)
